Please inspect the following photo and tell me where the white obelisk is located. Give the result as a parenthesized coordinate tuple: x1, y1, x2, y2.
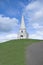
(17, 16, 28, 39)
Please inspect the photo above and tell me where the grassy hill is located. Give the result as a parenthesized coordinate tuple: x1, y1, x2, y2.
(0, 39, 43, 65)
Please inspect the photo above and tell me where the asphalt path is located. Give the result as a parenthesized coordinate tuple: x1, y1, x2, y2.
(25, 41, 43, 65)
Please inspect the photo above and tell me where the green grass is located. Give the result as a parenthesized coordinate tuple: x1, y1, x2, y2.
(0, 39, 43, 65)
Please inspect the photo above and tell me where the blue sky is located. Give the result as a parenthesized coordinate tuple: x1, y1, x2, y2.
(0, 0, 43, 42)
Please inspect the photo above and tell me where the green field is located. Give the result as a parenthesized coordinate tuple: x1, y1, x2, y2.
(0, 39, 43, 65)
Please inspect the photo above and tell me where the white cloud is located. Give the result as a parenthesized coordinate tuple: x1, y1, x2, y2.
(0, 15, 19, 42)
(32, 23, 43, 29)
(34, 9, 43, 18)
(0, 33, 17, 43)
(26, 1, 40, 10)
(24, 0, 43, 40)
(6, 33, 17, 40)
(29, 31, 43, 40)
(0, 15, 19, 32)
(24, 0, 43, 21)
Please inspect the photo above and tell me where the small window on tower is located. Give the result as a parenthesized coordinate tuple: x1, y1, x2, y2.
(21, 31, 23, 33)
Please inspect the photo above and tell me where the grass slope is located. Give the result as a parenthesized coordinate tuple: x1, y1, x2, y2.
(0, 39, 43, 65)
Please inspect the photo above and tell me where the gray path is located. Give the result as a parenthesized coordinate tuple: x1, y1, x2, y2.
(25, 42, 43, 65)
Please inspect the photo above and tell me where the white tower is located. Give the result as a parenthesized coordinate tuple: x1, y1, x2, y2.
(17, 16, 28, 39)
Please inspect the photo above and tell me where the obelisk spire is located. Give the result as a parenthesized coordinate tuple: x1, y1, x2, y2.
(17, 15, 28, 39)
(20, 15, 26, 29)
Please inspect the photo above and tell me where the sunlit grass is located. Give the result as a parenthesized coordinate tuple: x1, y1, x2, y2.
(0, 39, 43, 65)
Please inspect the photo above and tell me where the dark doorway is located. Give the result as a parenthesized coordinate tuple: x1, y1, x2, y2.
(20, 35, 23, 37)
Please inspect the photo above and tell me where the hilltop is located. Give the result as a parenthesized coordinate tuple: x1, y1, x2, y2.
(0, 39, 43, 65)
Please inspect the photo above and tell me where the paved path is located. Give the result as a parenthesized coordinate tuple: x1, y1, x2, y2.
(25, 42, 43, 65)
